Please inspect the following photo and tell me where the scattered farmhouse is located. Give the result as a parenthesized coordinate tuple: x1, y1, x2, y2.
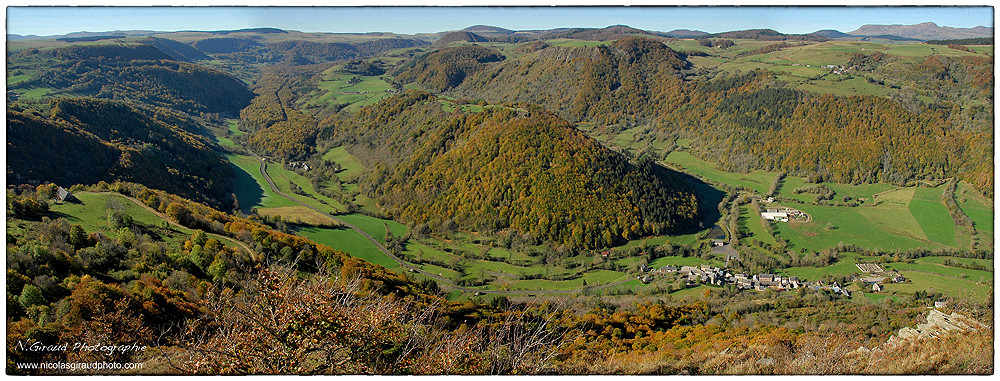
(56, 187, 77, 203)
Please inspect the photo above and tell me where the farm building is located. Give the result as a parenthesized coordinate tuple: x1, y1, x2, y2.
(761, 211, 788, 222)
(56, 187, 77, 203)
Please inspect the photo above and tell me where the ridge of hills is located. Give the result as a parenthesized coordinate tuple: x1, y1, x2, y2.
(850, 22, 993, 41)
(9, 43, 254, 115)
(432, 37, 992, 193)
(10, 21, 993, 45)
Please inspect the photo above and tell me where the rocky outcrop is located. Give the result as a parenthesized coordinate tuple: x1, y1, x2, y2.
(886, 309, 986, 346)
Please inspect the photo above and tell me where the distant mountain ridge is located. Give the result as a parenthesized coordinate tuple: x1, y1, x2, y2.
(664, 29, 709, 37)
(462, 25, 515, 34)
(850, 22, 993, 41)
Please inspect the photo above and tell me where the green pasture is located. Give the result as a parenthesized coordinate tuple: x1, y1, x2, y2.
(295, 225, 400, 270)
(776, 195, 934, 252)
(917, 256, 992, 270)
(884, 260, 993, 282)
(226, 154, 298, 210)
(256, 205, 338, 225)
(51, 193, 189, 241)
(908, 186, 956, 247)
(796, 75, 891, 97)
(669, 284, 713, 300)
(301, 69, 395, 113)
(49, 192, 245, 252)
(955, 182, 993, 234)
(882, 272, 992, 301)
(649, 255, 721, 269)
(777, 176, 897, 204)
(264, 162, 345, 212)
(967, 45, 994, 55)
(215, 119, 244, 149)
(321, 146, 367, 182)
(12, 87, 53, 100)
(7, 73, 32, 86)
(336, 213, 408, 243)
(664, 151, 776, 194)
(740, 204, 777, 246)
(613, 232, 703, 251)
(783, 254, 864, 281)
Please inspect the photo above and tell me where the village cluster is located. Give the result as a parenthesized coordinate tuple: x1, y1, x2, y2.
(637, 261, 908, 296)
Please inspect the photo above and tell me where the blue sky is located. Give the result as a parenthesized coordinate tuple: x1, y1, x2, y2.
(6, 6, 994, 37)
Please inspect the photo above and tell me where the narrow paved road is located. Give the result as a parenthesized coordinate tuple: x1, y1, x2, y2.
(252, 153, 634, 295)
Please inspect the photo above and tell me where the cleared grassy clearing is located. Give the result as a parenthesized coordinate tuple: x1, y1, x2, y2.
(50, 192, 246, 252)
(955, 182, 993, 234)
(784, 256, 862, 280)
(321, 146, 367, 182)
(7, 73, 32, 86)
(649, 255, 724, 269)
(51, 193, 187, 240)
(919, 256, 992, 268)
(884, 261, 993, 282)
(795, 76, 892, 97)
(300, 69, 396, 113)
(669, 284, 713, 300)
(613, 232, 703, 251)
(215, 119, 244, 149)
(883, 272, 992, 301)
(664, 151, 775, 194)
(256, 205, 339, 225)
(776, 199, 934, 252)
(336, 213, 408, 243)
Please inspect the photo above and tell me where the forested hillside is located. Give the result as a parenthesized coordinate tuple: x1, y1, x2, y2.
(238, 65, 327, 160)
(450, 36, 691, 125)
(443, 37, 993, 194)
(9, 44, 254, 115)
(320, 91, 701, 248)
(394, 45, 505, 92)
(7, 98, 234, 205)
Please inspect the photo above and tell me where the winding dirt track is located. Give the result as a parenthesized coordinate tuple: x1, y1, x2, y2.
(251, 154, 634, 295)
